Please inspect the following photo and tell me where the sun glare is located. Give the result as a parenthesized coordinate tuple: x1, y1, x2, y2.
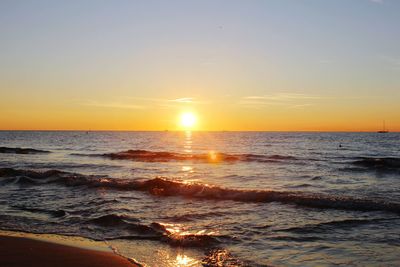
(180, 112, 197, 129)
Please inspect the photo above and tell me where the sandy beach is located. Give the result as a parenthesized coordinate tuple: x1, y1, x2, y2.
(0, 235, 138, 267)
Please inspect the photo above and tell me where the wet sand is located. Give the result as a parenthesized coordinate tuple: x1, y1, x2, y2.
(0, 235, 138, 267)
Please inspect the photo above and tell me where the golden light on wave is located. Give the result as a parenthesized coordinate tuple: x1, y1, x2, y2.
(176, 254, 199, 266)
(180, 112, 197, 129)
(208, 151, 218, 162)
(182, 166, 194, 173)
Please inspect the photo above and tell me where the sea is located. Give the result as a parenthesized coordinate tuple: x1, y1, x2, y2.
(0, 131, 399, 266)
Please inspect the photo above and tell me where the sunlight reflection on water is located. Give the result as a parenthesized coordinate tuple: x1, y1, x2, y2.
(2, 131, 400, 266)
(176, 254, 199, 266)
(108, 239, 204, 267)
(184, 131, 193, 153)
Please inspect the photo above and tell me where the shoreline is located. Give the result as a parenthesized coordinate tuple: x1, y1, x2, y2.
(0, 230, 141, 267)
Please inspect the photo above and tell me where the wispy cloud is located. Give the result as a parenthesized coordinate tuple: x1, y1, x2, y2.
(81, 100, 145, 110)
(168, 97, 194, 103)
(370, 0, 384, 4)
(240, 93, 325, 109)
(119, 96, 209, 109)
(243, 93, 324, 101)
(288, 104, 314, 109)
(244, 96, 270, 100)
(129, 96, 208, 106)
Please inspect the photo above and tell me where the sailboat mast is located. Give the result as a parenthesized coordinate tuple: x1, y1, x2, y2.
(378, 120, 388, 133)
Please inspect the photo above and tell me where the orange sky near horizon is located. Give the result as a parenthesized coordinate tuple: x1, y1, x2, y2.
(1, 94, 398, 131)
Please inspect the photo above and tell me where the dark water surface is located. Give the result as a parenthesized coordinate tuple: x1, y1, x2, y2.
(0, 131, 399, 266)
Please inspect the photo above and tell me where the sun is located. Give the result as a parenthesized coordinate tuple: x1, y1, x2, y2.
(180, 112, 197, 129)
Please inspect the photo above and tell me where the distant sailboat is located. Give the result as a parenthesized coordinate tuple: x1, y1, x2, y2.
(377, 120, 388, 133)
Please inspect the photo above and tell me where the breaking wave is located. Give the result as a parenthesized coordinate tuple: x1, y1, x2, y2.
(86, 214, 223, 247)
(0, 146, 50, 154)
(73, 149, 297, 163)
(1, 167, 400, 215)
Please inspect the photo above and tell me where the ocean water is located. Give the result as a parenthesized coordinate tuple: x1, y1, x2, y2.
(0, 131, 399, 266)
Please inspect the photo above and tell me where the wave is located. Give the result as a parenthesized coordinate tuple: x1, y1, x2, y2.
(87, 214, 140, 227)
(86, 214, 222, 247)
(13, 206, 67, 218)
(161, 211, 227, 222)
(0, 210, 223, 249)
(0, 168, 69, 184)
(286, 183, 313, 188)
(310, 176, 323, 181)
(73, 149, 297, 163)
(203, 248, 252, 267)
(269, 235, 322, 242)
(1, 167, 400, 214)
(0, 146, 50, 154)
(22, 162, 118, 170)
(352, 157, 400, 171)
(277, 217, 400, 234)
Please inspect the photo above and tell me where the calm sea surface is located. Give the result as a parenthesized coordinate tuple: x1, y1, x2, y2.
(0, 131, 399, 266)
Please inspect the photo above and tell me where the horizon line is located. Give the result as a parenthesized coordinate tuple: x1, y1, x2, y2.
(0, 129, 398, 133)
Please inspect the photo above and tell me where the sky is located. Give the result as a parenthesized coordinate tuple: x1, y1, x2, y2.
(0, 0, 399, 131)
